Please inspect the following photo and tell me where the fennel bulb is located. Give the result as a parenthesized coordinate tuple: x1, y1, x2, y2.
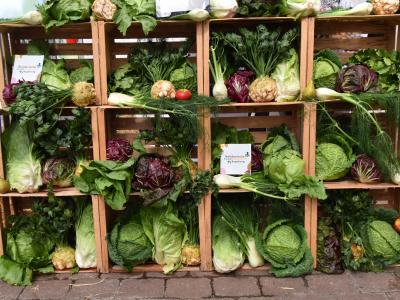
(214, 174, 241, 189)
(316, 87, 343, 101)
(210, 0, 238, 18)
(108, 92, 136, 106)
(0, 11, 42, 25)
(391, 172, 400, 185)
(283, 0, 321, 18)
(246, 237, 264, 267)
(209, 46, 227, 100)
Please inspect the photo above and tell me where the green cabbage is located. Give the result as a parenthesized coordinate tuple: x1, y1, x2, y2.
(265, 149, 305, 184)
(75, 202, 97, 269)
(364, 220, 400, 263)
(313, 49, 342, 89)
(212, 215, 245, 273)
(271, 48, 300, 102)
(316, 143, 353, 181)
(2, 122, 42, 193)
(108, 211, 152, 271)
(141, 203, 187, 274)
(260, 219, 313, 277)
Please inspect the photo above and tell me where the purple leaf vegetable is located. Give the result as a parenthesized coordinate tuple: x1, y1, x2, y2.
(42, 157, 75, 187)
(2, 83, 19, 105)
(106, 138, 133, 162)
(351, 154, 381, 183)
(251, 146, 263, 172)
(225, 68, 255, 103)
(133, 155, 176, 190)
(336, 64, 378, 93)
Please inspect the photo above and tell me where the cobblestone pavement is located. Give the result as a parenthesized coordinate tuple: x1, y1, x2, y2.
(1, 269, 400, 300)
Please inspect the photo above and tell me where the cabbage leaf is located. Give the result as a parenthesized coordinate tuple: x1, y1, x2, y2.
(271, 48, 300, 102)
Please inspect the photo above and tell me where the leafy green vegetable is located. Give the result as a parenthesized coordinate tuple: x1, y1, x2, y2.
(214, 25, 298, 78)
(236, 0, 278, 16)
(38, 0, 92, 31)
(212, 215, 245, 273)
(0, 256, 33, 286)
(26, 40, 50, 56)
(70, 61, 94, 84)
(73, 158, 136, 210)
(75, 201, 97, 269)
(271, 48, 300, 102)
(262, 125, 327, 199)
(41, 60, 71, 90)
(170, 63, 197, 92)
(259, 219, 313, 277)
(140, 202, 187, 274)
(108, 210, 152, 271)
(218, 198, 264, 268)
(2, 122, 42, 193)
(313, 49, 342, 89)
(315, 143, 353, 181)
(112, 0, 157, 36)
(349, 49, 400, 93)
(363, 220, 400, 263)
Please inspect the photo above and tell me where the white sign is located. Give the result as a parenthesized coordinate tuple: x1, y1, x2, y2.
(11, 55, 44, 84)
(220, 144, 252, 175)
(156, 0, 209, 18)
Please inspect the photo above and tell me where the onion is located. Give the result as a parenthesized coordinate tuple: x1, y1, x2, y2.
(351, 154, 381, 183)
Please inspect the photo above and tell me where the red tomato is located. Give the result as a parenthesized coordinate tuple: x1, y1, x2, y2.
(175, 89, 192, 101)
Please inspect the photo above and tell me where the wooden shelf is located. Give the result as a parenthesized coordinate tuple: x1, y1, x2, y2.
(0, 187, 84, 197)
(324, 180, 400, 190)
(315, 14, 400, 22)
(219, 101, 304, 107)
(111, 264, 200, 273)
(53, 268, 97, 274)
(209, 17, 296, 24)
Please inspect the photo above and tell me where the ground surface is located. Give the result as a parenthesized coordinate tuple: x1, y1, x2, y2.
(1, 269, 400, 300)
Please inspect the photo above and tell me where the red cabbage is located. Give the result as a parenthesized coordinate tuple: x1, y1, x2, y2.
(225, 69, 254, 103)
(106, 138, 133, 162)
(351, 154, 381, 183)
(133, 155, 176, 191)
(251, 146, 263, 172)
(336, 65, 378, 93)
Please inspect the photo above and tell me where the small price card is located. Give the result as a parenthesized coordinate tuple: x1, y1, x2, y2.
(220, 144, 252, 175)
(11, 55, 44, 83)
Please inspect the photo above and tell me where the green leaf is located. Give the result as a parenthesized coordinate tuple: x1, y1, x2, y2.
(0, 256, 33, 286)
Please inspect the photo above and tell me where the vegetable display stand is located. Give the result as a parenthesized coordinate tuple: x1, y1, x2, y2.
(0, 22, 102, 107)
(307, 15, 400, 269)
(96, 20, 207, 273)
(202, 17, 315, 272)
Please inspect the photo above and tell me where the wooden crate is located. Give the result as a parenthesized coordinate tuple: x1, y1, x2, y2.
(202, 17, 313, 271)
(307, 15, 400, 268)
(0, 22, 101, 107)
(96, 106, 205, 273)
(97, 20, 204, 105)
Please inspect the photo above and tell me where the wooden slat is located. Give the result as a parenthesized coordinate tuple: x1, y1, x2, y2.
(215, 115, 298, 130)
(91, 196, 103, 273)
(92, 22, 102, 106)
(315, 36, 388, 51)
